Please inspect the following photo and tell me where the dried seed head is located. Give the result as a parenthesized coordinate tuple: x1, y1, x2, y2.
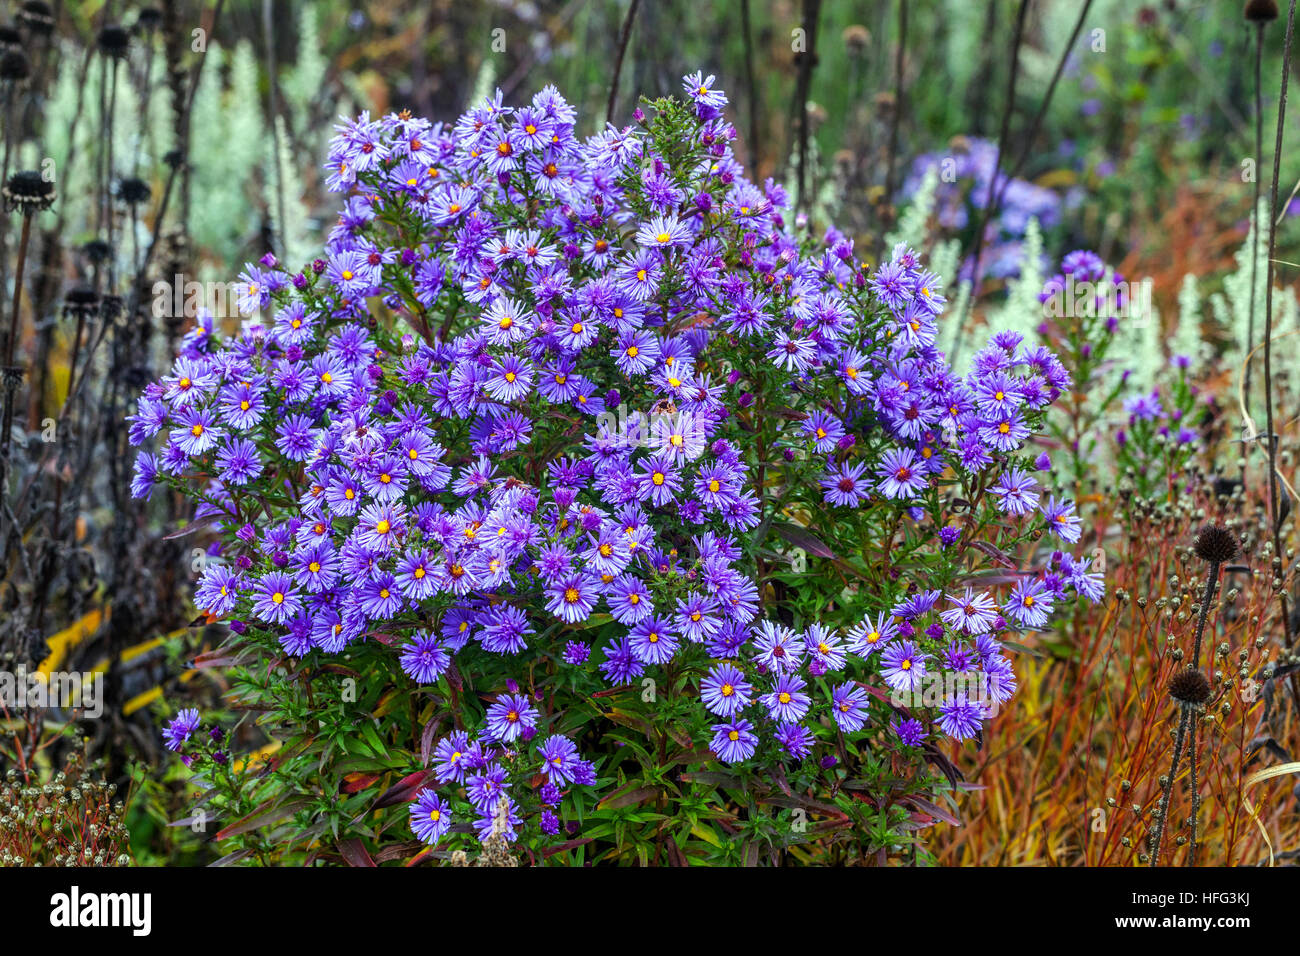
(82, 239, 111, 264)
(18, 2, 55, 35)
(62, 287, 99, 321)
(116, 177, 152, 206)
(0, 49, 30, 82)
(1193, 524, 1239, 564)
(2, 170, 56, 212)
(135, 7, 163, 32)
(96, 24, 130, 58)
(1245, 0, 1280, 21)
(842, 25, 871, 55)
(1169, 667, 1212, 705)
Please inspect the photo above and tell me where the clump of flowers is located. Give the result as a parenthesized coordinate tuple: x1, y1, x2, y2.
(133, 72, 1102, 862)
(902, 137, 1074, 281)
(1032, 249, 1211, 494)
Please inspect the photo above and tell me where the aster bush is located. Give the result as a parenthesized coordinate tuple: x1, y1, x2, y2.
(139, 73, 1104, 865)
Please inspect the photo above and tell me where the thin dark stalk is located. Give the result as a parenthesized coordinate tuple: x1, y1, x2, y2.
(879, 0, 907, 262)
(952, 0, 1030, 363)
(1150, 705, 1191, 866)
(793, 0, 821, 220)
(740, 0, 760, 175)
(105, 57, 120, 291)
(0, 85, 15, 193)
(1263, 0, 1296, 647)
(1191, 559, 1220, 670)
(1188, 712, 1200, 866)
(606, 0, 641, 126)
(992, 0, 1095, 210)
(1245, 22, 1264, 419)
(1, 212, 34, 463)
(4, 214, 33, 370)
(263, 0, 286, 257)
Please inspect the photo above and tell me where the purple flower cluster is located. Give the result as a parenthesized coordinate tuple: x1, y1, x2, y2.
(410, 719, 597, 845)
(138, 72, 1104, 849)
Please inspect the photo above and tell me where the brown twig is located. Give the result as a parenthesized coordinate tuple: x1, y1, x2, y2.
(605, 0, 641, 126)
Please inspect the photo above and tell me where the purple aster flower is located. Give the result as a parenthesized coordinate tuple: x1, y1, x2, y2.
(546, 572, 597, 624)
(171, 405, 220, 456)
(195, 565, 240, 617)
(537, 735, 580, 783)
(761, 672, 810, 722)
(400, 631, 450, 683)
(1004, 577, 1053, 629)
(880, 640, 928, 693)
(409, 790, 452, 845)
(700, 663, 753, 717)
(251, 572, 303, 625)
(628, 617, 679, 665)
(710, 717, 758, 763)
(215, 438, 261, 486)
(937, 692, 985, 741)
(162, 708, 201, 751)
(774, 721, 815, 759)
(876, 447, 926, 499)
(563, 641, 590, 665)
(892, 717, 926, 746)
(276, 413, 320, 462)
(820, 459, 870, 507)
(1041, 495, 1082, 543)
(432, 731, 472, 784)
(750, 620, 803, 672)
(847, 612, 898, 656)
(940, 587, 999, 635)
(830, 681, 870, 733)
(766, 332, 817, 372)
(598, 636, 644, 683)
(484, 692, 538, 743)
(481, 605, 533, 654)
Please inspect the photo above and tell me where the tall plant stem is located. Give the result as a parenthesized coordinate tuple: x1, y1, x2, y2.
(740, 0, 760, 176)
(606, 0, 641, 125)
(1264, 0, 1296, 647)
(1150, 705, 1191, 866)
(264, 0, 287, 258)
(1191, 559, 1220, 670)
(1244, 22, 1265, 416)
(952, 0, 1029, 363)
(793, 0, 821, 221)
(1, 212, 34, 463)
(878, 0, 907, 263)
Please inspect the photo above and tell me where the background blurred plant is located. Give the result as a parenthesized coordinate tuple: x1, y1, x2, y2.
(1, 0, 1297, 866)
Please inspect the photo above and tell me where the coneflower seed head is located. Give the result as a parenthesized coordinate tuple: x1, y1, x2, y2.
(1193, 524, 1239, 564)
(1168, 668, 1212, 705)
(1245, 0, 1280, 21)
